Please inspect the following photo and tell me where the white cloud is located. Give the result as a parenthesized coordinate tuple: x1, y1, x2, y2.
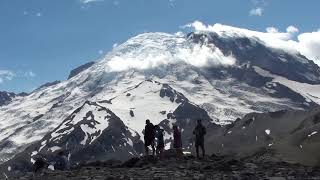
(287, 26, 299, 34)
(36, 12, 42, 17)
(24, 71, 36, 78)
(103, 32, 236, 72)
(184, 21, 320, 66)
(0, 70, 15, 84)
(297, 30, 320, 63)
(249, 7, 263, 16)
(265, 25, 299, 40)
(80, 0, 104, 4)
(112, 43, 118, 48)
(0, 70, 37, 84)
(266, 27, 279, 33)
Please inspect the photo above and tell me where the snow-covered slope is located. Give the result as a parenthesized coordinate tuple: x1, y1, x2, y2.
(102, 80, 187, 136)
(1, 23, 320, 165)
(28, 101, 143, 163)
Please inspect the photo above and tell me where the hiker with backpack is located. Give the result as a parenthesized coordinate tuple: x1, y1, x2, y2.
(144, 119, 156, 156)
(193, 119, 206, 158)
(155, 125, 165, 159)
(32, 154, 48, 174)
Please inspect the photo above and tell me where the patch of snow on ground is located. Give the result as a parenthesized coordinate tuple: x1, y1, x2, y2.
(308, 131, 318, 137)
(165, 142, 171, 150)
(31, 151, 38, 156)
(48, 165, 54, 171)
(49, 146, 62, 152)
(265, 129, 271, 135)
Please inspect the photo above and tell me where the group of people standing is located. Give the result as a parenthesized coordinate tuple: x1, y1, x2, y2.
(143, 119, 206, 158)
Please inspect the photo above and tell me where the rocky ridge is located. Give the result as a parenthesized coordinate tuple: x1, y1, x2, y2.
(10, 152, 320, 180)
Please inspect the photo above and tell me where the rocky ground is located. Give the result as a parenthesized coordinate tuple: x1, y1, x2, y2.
(9, 152, 320, 180)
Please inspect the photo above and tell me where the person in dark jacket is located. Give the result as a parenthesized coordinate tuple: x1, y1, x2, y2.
(33, 155, 47, 174)
(173, 125, 182, 156)
(144, 119, 155, 156)
(155, 125, 165, 159)
(193, 119, 206, 158)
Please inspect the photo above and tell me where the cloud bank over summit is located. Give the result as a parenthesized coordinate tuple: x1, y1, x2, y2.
(185, 21, 320, 66)
(95, 21, 320, 73)
(102, 32, 236, 72)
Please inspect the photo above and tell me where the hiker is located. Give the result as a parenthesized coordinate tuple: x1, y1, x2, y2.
(155, 125, 165, 159)
(54, 151, 69, 171)
(32, 155, 48, 175)
(173, 125, 182, 156)
(144, 119, 155, 156)
(193, 119, 206, 158)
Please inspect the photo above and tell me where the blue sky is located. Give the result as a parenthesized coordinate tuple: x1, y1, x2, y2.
(0, 0, 320, 93)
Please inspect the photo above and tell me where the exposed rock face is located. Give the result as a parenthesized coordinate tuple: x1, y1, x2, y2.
(204, 107, 320, 166)
(0, 91, 27, 106)
(67, 62, 95, 80)
(0, 91, 15, 106)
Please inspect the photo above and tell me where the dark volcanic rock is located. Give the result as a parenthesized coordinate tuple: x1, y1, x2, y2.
(68, 62, 95, 80)
(0, 91, 28, 106)
(7, 154, 320, 180)
(205, 107, 320, 166)
(0, 91, 15, 106)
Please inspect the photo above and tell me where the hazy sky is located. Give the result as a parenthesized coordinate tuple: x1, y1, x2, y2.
(1, 0, 319, 92)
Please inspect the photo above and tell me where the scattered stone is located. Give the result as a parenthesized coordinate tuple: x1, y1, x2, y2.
(7, 154, 320, 180)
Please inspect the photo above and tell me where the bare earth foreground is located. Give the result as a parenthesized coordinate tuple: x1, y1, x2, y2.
(10, 153, 320, 180)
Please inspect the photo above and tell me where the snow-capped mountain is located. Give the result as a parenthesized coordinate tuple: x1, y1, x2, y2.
(1, 23, 320, 169)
